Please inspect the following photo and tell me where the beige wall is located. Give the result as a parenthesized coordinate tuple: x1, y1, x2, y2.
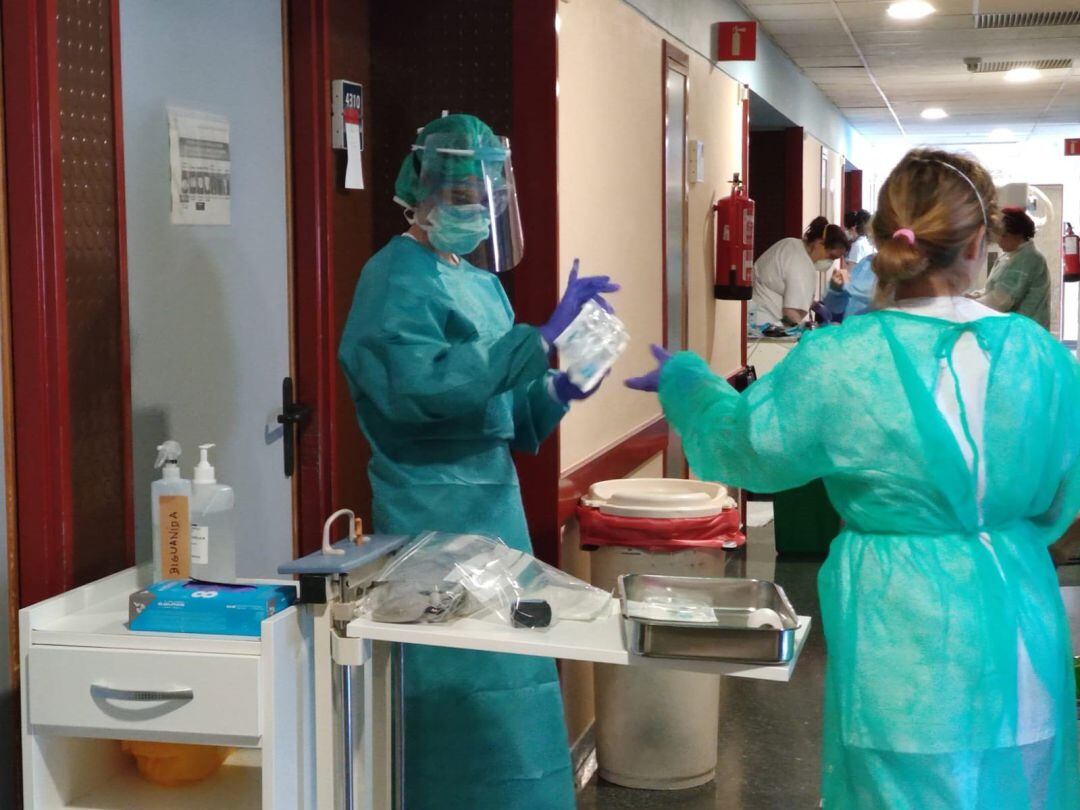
(687, 57, 747, 379)
(802, 132, 844, 229)
(828, 148, 844, 225)
(801, 134, 846, 299)
(557, 0, 663, 473)
(557, 0, 744, 473)
(555, 0, 744, 747)
(803, 133, 824, 226)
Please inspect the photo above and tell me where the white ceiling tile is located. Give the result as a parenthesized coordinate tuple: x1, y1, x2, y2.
(774, 31, 860, 49)
(762, 19, 847, 34)
(751, 0, 1080, 140)
(979, 0, 1080, 11)
(797, 55, 872, 67)
(749, 3, 835, 21)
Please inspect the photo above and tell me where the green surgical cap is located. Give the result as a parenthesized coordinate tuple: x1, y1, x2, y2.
(393, 113, 499, 208)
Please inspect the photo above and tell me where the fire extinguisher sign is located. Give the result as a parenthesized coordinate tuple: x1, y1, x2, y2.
(716, 22, 757, 62)
(1066, 138, 1080, 157)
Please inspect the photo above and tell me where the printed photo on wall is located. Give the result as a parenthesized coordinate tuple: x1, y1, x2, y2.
(168, 107, 231, 225)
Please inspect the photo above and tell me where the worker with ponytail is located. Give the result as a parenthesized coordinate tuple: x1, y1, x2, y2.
(629, 148, 1080, 807)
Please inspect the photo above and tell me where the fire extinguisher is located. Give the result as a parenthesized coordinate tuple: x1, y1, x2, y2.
(1064, 223, 1080, 282)
(714, 173, 756, 300)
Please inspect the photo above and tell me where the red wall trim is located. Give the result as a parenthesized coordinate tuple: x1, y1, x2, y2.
(109, 0, 135, 568)
(3, 0, 75, 605)
(511, 0, 560, 566)
(844, 168, 863, 218)
(784, 126, 805, 237)
(287, 0, 337, 555)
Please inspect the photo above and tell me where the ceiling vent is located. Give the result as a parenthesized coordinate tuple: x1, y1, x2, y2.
(964, 57, 1073, 73)
(975, 10, 1080, 29)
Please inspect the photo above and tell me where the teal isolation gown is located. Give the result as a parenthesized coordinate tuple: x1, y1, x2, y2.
(339, 235, 575, 809)
(658, 309, 1080, 809)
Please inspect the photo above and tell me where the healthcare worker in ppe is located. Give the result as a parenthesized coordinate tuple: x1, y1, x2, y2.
(750, 216, 851, 329)
(968, 206, 1051, 328)
(628, 149, 1080, 809)
(824, 210, 877, 321)
(843, 209, 874, 267)
(339, 114, 618, 809)
(822, 255, 877, 321)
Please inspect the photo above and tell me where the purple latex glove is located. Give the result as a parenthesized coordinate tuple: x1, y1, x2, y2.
(624, 344, 673, 392)
(538, 259, 621, 346)
(552, 372, 604, 404)
(809, 301, 833, 326)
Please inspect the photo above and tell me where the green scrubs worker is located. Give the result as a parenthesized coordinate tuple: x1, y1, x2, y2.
(970, 206, 1051, 328)
(339, 114, 616, 809)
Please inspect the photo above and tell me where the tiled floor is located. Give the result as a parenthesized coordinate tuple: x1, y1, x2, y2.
(577, 526, 828, 810)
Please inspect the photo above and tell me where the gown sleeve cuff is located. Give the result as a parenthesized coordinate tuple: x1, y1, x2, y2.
(514, 324, 557, 380)
(659, 352, 727, 433)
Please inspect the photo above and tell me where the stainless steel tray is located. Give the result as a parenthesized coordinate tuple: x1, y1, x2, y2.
(618, 574, 799, 664)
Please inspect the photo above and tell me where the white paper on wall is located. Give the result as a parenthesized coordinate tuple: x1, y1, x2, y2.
(168, 107, 231, 225)
(345, 117, 364, 190)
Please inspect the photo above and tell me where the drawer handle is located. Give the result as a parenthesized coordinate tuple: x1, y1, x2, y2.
(90, 684, 194, 702)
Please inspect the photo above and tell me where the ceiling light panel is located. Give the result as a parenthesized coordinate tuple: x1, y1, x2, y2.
(1004, 67, 1042, 82)
(887, 1, 936, 20)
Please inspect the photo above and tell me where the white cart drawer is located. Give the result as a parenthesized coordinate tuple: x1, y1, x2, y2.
(27, 645, 260, 742)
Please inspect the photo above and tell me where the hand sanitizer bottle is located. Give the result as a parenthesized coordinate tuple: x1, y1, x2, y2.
(190, 443, 236, 584)
(151, 440, 192, 581)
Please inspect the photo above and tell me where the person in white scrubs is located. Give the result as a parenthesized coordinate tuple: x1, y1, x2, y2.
(750, 216, 851, 328)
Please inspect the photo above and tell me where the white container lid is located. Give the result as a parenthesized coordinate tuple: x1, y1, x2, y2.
(582, 478, 735, 519)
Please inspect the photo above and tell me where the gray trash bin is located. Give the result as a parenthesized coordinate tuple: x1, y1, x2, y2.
(579, 479, 743, 790)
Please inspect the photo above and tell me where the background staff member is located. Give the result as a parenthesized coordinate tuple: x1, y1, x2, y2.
(968, 206, 1051, 328)
(844, 209, 874, 267)
(750, 217, 850, 328)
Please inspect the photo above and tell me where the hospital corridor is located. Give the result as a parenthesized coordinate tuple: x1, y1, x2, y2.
(1, 1, 1079, 808)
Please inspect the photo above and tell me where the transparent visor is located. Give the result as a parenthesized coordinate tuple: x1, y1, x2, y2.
(415, 133, 524, 273)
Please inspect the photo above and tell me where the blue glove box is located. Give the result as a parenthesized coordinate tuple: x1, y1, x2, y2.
(128, 580, 297, 636)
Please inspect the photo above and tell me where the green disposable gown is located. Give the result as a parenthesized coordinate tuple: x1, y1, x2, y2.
(658, 310, 1080, 809)
(339, 235, 575, 809)
(984, 241, 1051, 328)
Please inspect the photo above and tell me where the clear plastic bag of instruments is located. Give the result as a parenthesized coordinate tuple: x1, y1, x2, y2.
(357, 532, 611, 626)
(554, 300, 630, 393)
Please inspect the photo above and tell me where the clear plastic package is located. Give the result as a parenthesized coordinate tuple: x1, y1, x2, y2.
(554, 300, 630, 393)
(358, 532, 611, 627)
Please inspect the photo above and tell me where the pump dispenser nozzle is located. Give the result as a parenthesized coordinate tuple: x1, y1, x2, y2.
(194, 443, 217, 485)
(155, 440, 182, 469)
(155, 440, 183, 481)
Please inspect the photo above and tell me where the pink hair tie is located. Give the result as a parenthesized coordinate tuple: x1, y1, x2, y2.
(893, 228, 916, 245)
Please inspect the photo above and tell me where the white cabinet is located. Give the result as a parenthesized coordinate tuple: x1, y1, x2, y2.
(20, 567, 314, 809)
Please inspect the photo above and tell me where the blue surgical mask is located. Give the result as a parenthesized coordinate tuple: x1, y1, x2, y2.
(423, 203, 491, 257)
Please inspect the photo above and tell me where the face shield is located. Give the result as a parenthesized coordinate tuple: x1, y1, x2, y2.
(414, 132, 524, 274)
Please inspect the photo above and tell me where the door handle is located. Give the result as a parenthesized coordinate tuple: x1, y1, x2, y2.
(278, 376, 312, 478)
(90, 684, 194, 702)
